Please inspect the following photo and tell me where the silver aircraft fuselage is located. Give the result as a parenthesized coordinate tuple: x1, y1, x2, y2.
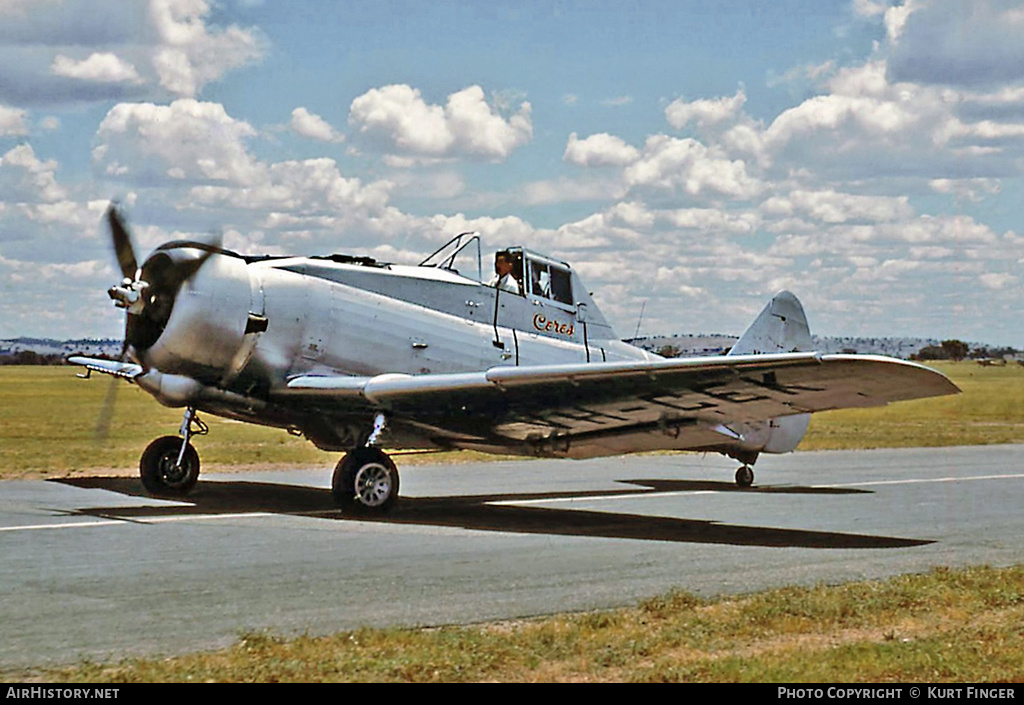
(130, 246, 656, 451)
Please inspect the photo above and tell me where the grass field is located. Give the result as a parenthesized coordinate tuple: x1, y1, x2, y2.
(803, 361, 1024, 451)
(1, 361, 1023, 479)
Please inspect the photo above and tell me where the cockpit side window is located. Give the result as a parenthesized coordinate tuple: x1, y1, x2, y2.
(527, 257, 573, 306)
(548, 267, 572, 305)
(530, 262, 551, 298)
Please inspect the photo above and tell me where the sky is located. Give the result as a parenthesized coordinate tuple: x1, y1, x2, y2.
(1, 0, 1022, 347)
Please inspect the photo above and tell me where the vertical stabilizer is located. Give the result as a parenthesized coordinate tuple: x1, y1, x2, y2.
(726, 291, 811, 455)
(728, 290, 811, 355)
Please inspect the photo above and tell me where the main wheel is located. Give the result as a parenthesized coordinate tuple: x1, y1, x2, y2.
(735, 465, 754, 488)
(140, 435, 200, 496)
(332, 447, 399, 512)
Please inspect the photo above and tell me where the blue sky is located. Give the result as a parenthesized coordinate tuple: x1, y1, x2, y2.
(1, 0, 1023, 347)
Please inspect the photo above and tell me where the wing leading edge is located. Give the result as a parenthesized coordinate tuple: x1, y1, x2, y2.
(281, 353, 959, 456)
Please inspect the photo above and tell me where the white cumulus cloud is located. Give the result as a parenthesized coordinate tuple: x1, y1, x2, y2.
(0, 0, 263, 104)
(50, 52, 141, 84)
(93, 99, 260, 184)
(563, 132, 640, 167)
(624, 135, 762, 200)
(349, 84, 532, 162)
(886, 0, 1024, 87)
(665, 89, 747, 131)
(149, 0, 264, 97)
(0, 144, 65, 204)
(290, 107, 344, 143)
(0, 104, 28, 136)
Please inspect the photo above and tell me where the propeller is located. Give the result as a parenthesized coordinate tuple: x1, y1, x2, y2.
(94, 203, 222, 442)
(94, 204, 137, 443)
(105, 203, 223, 354)
(108, 204, 138, 281)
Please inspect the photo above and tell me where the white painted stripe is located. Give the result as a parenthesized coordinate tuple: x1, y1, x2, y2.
(490, 490, 718, 506)
(0, 520, 126, 532)
(0, 512, 277, 532)
(818, 473, 1024, 489)
(140, 512, 277, 524)
(490, 473, 1024, 507)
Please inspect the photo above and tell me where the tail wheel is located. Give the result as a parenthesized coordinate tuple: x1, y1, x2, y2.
(735, 465, 754, 488)
(140, 435, 200, 495)
(332, 447, 399, 512)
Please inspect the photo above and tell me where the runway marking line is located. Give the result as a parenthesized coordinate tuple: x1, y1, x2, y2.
(490, 472, 1024, 506)
(819, 473, 1024, 489)
(0, 512, 276, 533)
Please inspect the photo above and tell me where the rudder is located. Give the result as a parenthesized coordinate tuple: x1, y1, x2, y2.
(726, 290, 811, 455)
(728, 290, 811, 355)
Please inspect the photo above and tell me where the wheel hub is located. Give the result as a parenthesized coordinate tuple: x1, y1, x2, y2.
(158, 453, 191, 486)
(354, 462, 393, 507)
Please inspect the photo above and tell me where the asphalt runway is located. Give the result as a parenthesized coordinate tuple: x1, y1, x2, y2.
(2, 444, 1023, 670)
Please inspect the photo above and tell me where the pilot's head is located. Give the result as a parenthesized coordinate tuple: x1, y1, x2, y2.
(494, 251, 513, 276)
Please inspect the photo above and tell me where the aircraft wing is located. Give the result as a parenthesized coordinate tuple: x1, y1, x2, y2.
(280, 353, 959, 455)
(67, 356, 143, 381)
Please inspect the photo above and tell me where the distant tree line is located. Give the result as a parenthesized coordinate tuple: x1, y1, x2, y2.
(0, 351, 68, 366)
(0, 350, 119, 365)
(912, 340, 1020, 362)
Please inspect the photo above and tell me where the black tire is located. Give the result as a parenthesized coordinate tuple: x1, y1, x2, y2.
(140, 435, 200, 496)
(735, 465, 754, 488)
(332, 447, 399, 512)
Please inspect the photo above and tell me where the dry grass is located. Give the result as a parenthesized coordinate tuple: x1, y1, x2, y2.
(20, 565, 1024, 683)
(803, 361, 1024, 450)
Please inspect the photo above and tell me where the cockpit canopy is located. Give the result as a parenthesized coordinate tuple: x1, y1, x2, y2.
(485, 247, 574, 309)
(419, 234, 575, 309)
(523, 250, 573, 307)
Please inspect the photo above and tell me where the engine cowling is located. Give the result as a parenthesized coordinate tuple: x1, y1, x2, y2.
(132, 247, 253, 384)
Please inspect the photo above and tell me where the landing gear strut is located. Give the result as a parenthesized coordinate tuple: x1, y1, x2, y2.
(735, 464, 754, 488)
(139, 407, 207, 496)
(332, 413, 399, 513)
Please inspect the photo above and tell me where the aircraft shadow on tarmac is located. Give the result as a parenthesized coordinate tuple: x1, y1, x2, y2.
(53, 476, 930, 550)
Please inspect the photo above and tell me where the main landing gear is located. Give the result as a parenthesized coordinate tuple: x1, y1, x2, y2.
(331, 412, 400, 513)
(134, 407, 401, 512)
(139, 406, 207, 496)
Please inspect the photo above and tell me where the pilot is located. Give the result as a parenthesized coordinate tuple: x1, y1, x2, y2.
(530, 264, 551, 299)
(488, 250, 522, 295)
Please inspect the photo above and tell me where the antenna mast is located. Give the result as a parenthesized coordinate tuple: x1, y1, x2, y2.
(633, 300, 646, 339)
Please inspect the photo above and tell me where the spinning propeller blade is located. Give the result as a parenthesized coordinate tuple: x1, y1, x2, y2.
(94, 204, 135, 441)
(95, 203, 223, 442)
(107, 204, 138, 281)
(93, 372, 120, 444)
